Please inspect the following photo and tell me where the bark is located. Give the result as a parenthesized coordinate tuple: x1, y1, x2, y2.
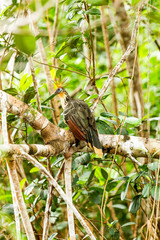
(1, 90, 160, 160)
(64, 155, 76, 240)
(0, 90, 74, 153)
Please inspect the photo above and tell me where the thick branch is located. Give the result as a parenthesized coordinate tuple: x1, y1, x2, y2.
(1, 134, 160, 160)
(0, 90, 74, 153)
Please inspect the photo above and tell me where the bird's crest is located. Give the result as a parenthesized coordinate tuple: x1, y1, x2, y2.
(53, 77, 68, 90)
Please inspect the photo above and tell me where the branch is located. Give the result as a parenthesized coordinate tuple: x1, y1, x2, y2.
(91, 2, 145, 112)
(64, 155, 76, 239)
(18, 150, 96, 240)
(0, 90, 75, 153)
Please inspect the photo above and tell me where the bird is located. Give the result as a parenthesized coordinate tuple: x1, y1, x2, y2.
(53, 87, 103, 158)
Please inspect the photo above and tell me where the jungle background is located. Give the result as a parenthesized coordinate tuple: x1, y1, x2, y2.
(0, 0, 160, 239)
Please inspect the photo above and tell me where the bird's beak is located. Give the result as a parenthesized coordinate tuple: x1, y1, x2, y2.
(54, 89, 60, 96)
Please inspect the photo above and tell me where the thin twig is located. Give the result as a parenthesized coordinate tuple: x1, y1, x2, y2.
(28, 56, 42, 113)
(91, 2, 145, 112)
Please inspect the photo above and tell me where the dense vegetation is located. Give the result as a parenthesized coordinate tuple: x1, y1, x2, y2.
(0, 0, 160, 239)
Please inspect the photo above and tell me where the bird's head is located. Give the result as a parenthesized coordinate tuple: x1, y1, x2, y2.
(54, 87, 66, 98)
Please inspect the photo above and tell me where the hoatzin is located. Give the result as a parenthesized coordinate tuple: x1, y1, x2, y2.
(54, 87, 103, 158)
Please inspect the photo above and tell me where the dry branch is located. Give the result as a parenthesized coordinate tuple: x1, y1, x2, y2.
(91, 1, 145, 112)
(1, 90, 160, 160)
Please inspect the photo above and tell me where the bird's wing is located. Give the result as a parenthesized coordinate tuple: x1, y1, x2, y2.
(64, 100, 91, 142)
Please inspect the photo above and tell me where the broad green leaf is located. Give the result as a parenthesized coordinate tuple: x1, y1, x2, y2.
(142, 184, 150, 198)
(100, 112, 118, 119)
(0, 51, 14, 71)
(14, 31, 36, 55)
(119, 116, 141, 126)
(86, 0, 108, 6)
(129, 195, 141, 213)
(41, 92, 56, 105)
(30, 167, 40, 173)
(151, 186, 160, 201)
(85, 94, 98, 101)
(20, 74, 32, 91)
(86, 169, 96, 186)
(20, 178, 26, 189)
(2, 204, 14, 215)
(101, 168, 108, 179)
(88, 190, 101, 204)
(121, 181, 130, 201)
(15, 54, 28, 73)
(3, 88, 18, 96)
(86, 8, 101, 16)
(74, 153, 90, 165)
(148, 162, 159, 171)
(23, 86, 36, 103)
(112, 204, 126, 209)
(24, 183, 34, 196)
(96, 119, 114, 134)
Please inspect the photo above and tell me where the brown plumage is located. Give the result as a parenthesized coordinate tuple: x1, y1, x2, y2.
(54, 87, 103, 158)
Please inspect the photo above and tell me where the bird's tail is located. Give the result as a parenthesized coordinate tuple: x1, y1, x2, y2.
(89, 128, 103, 158)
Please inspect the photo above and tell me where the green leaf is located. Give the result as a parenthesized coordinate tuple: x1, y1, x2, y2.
(86, 8, 101, 15)
(112, 204, 126, 209)
(24, 182, 35, 196)
(86, 169, 96, 186)
(142, 184, 150, 198)
(74, 153, 90, 165)
(3, 88, 18, 96)
(20, 178, 26, 189)
(41, 92, 56, 105)
(58, 119, 67, 128)
(20, 73, 32, 91)
(86, 0, 108, 6)
(151, 185, 160, 201)
(48, 233, 58, 240)
(148, 162, 159, 171)
(131, 0, 141, 5)
(30, 167, 40, 173)
(88, 190, 101, 204)
(15, 54, 28, 73)
(129, 195, 141, 213)
(120, 116, 141, 126)
(23, 86, 36, 103)
(121, 181, 130, 201)
(100, 112, 118, 119)
(121, 222, 136, 228)
(14, 31, 36, 55)
(2, 204, 14, 215)
(101, 168, 108, 179)
(0, 51, 14, 71)
(96, 119, 114, 134)
(102, 93, 111, 100)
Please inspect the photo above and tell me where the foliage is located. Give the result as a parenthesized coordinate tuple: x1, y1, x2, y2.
(0, 0, 160, 239)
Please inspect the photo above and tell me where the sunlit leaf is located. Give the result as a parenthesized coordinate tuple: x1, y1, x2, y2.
(14, 30, 36, 55)
(0, 51, 14, 71)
